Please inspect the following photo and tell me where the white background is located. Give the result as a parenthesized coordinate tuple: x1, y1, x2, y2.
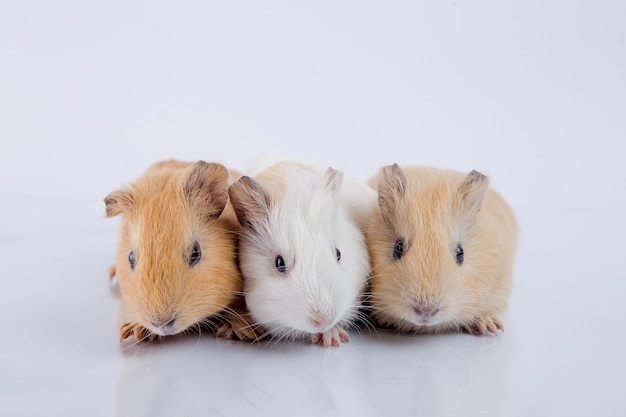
(1, 1, 624, 416)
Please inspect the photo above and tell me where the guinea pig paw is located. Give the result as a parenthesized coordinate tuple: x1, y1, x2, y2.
(464, 316, 504, 336)
(232, 323, 260, 342)
(224, 313, 259, 342)
(311, 326, 350, 348)
(216, 323, 236, 340)
(108, 266, 116, 280)
(120, 322, 157, 343)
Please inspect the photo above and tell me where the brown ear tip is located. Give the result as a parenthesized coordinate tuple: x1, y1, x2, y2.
(194, 160, 223, 170)
(381, 163, 406, 185)
(467, 169, 488, 184)
(103, 195, 118, 217)
(189, 161, 229, 185)
(385, 163, 400, 169)
(382, 163, 402, 173)
(228, 175, 251, 196)
(323, 166, 343, 189)
(238, 175, 256, 186)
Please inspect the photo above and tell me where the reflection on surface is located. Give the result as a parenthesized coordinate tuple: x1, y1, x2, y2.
(116, 327, 512, 417)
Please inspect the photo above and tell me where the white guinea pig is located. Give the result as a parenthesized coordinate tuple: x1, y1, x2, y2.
(228, 162, 373, 347)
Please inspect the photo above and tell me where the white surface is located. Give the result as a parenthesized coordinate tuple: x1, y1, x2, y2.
(1, 1, 625, 416)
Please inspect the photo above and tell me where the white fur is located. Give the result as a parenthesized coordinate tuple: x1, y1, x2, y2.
(238, 164, 372, 341)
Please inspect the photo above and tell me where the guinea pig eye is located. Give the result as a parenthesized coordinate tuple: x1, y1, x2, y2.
(128, 251, 136, 270)
(275, 255, 287, 273)
(336, 248, 341, 262)
(393, 238, 404, 260)
(189, 241, 202, 267)
(455, 244, 464, 265)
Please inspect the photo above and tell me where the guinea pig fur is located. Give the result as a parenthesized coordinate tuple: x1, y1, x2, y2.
(105, 160, 243, 342)
(365, 165, 517, 335)
(228, 162, 372, 347)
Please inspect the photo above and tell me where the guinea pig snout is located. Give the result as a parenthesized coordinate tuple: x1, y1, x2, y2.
(412, 303, 440, 325)
(149, 314, 178, 335)
(308, 308, 335, 331)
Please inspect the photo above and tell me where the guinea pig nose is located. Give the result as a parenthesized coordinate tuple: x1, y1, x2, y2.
(413, 305, 440, 318)
(151, 315, 177, 329)
(309, 310, 332, 329)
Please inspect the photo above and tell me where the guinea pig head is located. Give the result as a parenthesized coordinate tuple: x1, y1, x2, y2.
(229, 167, 365, 340)
(368, 164, 490, 330)
(105, 161, 240, 336)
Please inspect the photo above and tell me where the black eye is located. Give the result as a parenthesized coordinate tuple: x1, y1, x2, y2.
(275, 255, 286, 273)
(189, 241, 202, 267)
(455, 244, 464, 265)
(128, 251, 136, 270)
(393, 238, 404, 260)
(336, 248, 341, 262)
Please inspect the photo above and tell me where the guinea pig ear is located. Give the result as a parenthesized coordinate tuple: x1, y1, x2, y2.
(228, 176, 271, 229)
(377, 164, 406, 224)
(104, 189, 134, 217)
(458, 170, 490, 221)
(184, 161, 229, 220)
(322, 167, 344, 196)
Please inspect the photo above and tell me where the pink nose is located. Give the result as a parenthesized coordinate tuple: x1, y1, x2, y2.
(413, 305, 440, 318)
(309, 310, 333, 330)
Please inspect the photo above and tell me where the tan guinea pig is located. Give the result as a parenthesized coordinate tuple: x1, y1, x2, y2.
(365, 164, 517, 335)
(105, 160, 247, 343)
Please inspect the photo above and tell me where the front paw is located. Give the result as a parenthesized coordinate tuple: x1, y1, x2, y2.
(463, 315, 503, 336)
(310, 325, 350, 348)
(231, 319, 261, 341)
(120, 322, 157, 343)
(218, 312, 261, 342)
(216, 322, 236, 340)
(218, 296, 262, 342)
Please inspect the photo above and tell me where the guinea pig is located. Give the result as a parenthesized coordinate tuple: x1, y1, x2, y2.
(365, 164, 517, 335)
(105, 159, 246, 343)
(228, 162, 373, 347)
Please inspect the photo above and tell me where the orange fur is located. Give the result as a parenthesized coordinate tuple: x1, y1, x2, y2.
(366, 165, 517, 334)
(105, 160, 243, 342)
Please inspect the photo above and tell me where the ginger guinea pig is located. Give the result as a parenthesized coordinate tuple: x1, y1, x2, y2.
(105, 160, 242, 342)
(365, 164, 517, 335)
(228, 162, 371, 347)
